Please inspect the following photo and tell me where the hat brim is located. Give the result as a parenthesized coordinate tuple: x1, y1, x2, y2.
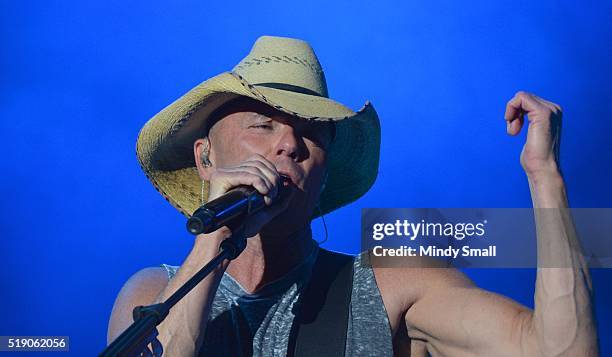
(136, 71, 380, 219)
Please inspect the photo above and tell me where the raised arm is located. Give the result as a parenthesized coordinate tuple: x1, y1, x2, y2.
(397, 92, 598, 356)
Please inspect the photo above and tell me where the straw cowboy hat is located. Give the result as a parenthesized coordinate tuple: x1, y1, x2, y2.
(136, 35, 381, 219)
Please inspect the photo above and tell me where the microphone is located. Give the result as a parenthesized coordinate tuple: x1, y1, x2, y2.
(186, 176, 289, 235)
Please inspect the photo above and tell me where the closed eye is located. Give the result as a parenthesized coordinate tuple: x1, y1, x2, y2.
(250, 123, 273, 130)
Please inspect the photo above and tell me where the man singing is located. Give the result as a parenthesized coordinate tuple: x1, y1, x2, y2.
(107, 36, 598, 356)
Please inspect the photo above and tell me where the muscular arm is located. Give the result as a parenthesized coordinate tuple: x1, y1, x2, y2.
(397, 92, 598, 356)
(402, 174, 597, 357)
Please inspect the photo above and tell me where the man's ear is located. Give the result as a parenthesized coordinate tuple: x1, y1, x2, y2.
(194, 137, 213, 180)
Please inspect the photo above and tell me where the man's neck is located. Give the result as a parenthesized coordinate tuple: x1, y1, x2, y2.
(225, 226, 316, 294)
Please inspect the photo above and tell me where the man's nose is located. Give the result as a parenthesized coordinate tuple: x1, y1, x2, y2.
(275, 126, 303, 160)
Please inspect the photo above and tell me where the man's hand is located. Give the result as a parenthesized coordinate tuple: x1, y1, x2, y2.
(505, 91, 563, 178)
(207, 154, 295, 237)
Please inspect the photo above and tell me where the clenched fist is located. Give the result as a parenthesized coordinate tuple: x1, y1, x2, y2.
(206, 154, 296, 238)
(505, 91, 563, 178)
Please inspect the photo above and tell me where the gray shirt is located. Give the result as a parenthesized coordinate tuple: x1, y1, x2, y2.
(161, 245, 393, 356)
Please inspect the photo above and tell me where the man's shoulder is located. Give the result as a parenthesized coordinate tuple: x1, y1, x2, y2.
(359, 251, 474, 335)
(114, 266, 169, 312)
(107, 267, 169, 344)
(367, 251, 475, 308)
(126, 266, 169, 289)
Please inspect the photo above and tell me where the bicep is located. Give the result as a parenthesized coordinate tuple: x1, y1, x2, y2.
(405, 270, 535, 357)
(107, 267, 169, 345)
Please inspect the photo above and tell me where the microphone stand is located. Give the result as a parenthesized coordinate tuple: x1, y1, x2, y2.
(99, 224, 247, 356)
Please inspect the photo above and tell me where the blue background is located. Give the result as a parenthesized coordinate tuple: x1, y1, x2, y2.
(1, 0, 611, 355)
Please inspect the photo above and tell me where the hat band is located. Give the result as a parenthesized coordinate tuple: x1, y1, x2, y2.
(254, 82, 324, 97)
